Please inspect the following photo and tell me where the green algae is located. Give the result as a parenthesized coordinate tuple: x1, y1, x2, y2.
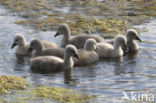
(0, 75, 93, 103)
(0, 75, 28, 94)
(0, 0, 156, 36)
(29, 86, 93, 103)
(0, 0, 51, 12)
(14, 15, 128, 37)
(0, 86, 94, 103)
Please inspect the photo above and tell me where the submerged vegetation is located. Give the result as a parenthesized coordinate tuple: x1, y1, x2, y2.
(0, 85, 93, 103)
(0, 74, 92, 102)
(0, 75, 27, 94)
(0, 75, 92, 102)
(0, 0, 156, 37)
(27, 86, 93, 103)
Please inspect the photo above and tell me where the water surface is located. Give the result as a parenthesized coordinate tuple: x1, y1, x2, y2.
(0, 6, 156, 103)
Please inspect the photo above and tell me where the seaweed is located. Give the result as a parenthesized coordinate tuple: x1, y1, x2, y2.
(0, 75, 28, 94)
(1, 0, 155, 37)
(0, 85, 94, 103)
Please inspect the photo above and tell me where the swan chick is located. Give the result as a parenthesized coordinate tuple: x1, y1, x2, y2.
(11, 34, 58, 56)
(54, 23, 104, 49)
(96, 35, 127, 58)
(126, 29, 141, 53)
(11, 33, 31, 56)
(74, 38, 99, 65)
(27, 39, 64, 58)
(30, 45, 79, 72)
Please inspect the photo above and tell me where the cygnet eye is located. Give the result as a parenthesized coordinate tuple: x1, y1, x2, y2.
(58, 28, 61, 32)
(122, 40, 125, 43)
(71, 50, 76, 54)
(31, 43, 34, 47)
(132, 33, 136, 37)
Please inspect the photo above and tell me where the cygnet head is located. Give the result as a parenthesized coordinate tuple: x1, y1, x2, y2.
(126, 29, 141, 42)
(11, 33, 26, 49)
(84, 39, 97, 51)
(65, 45, 79, 60)
(27, 39, 43, 52)
(114, 35, 128, 50)
(54, 23, 70, 37)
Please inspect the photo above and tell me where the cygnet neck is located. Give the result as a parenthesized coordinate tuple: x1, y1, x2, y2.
(113, 39, 122, 53)
(64, 53, 73, 70)
(62, 28, 70, 47)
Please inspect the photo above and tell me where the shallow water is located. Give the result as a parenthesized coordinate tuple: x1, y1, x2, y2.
(0, 5, 156, 103)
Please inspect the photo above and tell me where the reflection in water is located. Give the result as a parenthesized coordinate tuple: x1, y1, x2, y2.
(113, 61, 135, 75)
(29, 65, 79, 86)
(114, 54, 137, 75)
(13, 54, 27, 71)
(15, 54, 26, 64)
(30, 67, 79, 86)
(64, 69, 79, 86)
(99, 57, 123, 62)
(124, 50, 138, 56)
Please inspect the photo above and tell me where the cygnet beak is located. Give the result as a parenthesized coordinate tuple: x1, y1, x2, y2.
(74, 53, 80, 60)
(11, 42, 17, 49)
(135, 36, 142, 42)
(54, 32, 59, 37)
(27, 47, 33, 53)
(95, 46, 99, 52)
